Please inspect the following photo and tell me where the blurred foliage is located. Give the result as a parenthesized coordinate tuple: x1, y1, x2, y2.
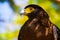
(0, 30, 19, 40)
(0, 0, 7, 2)
(12, 14, 28, 25)
(8, 0, 20, 13)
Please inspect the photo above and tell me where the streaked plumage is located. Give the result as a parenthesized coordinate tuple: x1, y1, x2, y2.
(18, 4, 60, 40)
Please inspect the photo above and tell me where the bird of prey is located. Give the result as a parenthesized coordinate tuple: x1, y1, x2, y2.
(18, 4, 59, 40)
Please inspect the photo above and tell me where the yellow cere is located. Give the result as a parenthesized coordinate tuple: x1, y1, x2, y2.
(24, 7, 35, 14)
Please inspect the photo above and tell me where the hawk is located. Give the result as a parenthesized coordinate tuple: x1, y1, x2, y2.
(18, 4, 60, 40)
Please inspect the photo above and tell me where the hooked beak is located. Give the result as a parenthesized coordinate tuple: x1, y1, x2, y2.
(20, 9, 25, 15)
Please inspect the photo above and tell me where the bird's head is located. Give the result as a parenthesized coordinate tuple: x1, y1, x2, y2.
(20, 4, 49, 19)
(24, 4, 43, 14)
(20, 4, 43, 16)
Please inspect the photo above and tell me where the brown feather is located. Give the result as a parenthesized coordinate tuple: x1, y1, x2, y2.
(18, 4, 58, 40)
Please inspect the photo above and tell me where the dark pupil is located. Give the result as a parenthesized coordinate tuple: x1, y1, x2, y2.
(30, 8, 32, 10)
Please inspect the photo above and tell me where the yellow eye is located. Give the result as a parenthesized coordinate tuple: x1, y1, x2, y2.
(24, 7, 34, 14)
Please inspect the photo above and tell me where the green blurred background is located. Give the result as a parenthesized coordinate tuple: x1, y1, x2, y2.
(0, 0, 60, 40)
